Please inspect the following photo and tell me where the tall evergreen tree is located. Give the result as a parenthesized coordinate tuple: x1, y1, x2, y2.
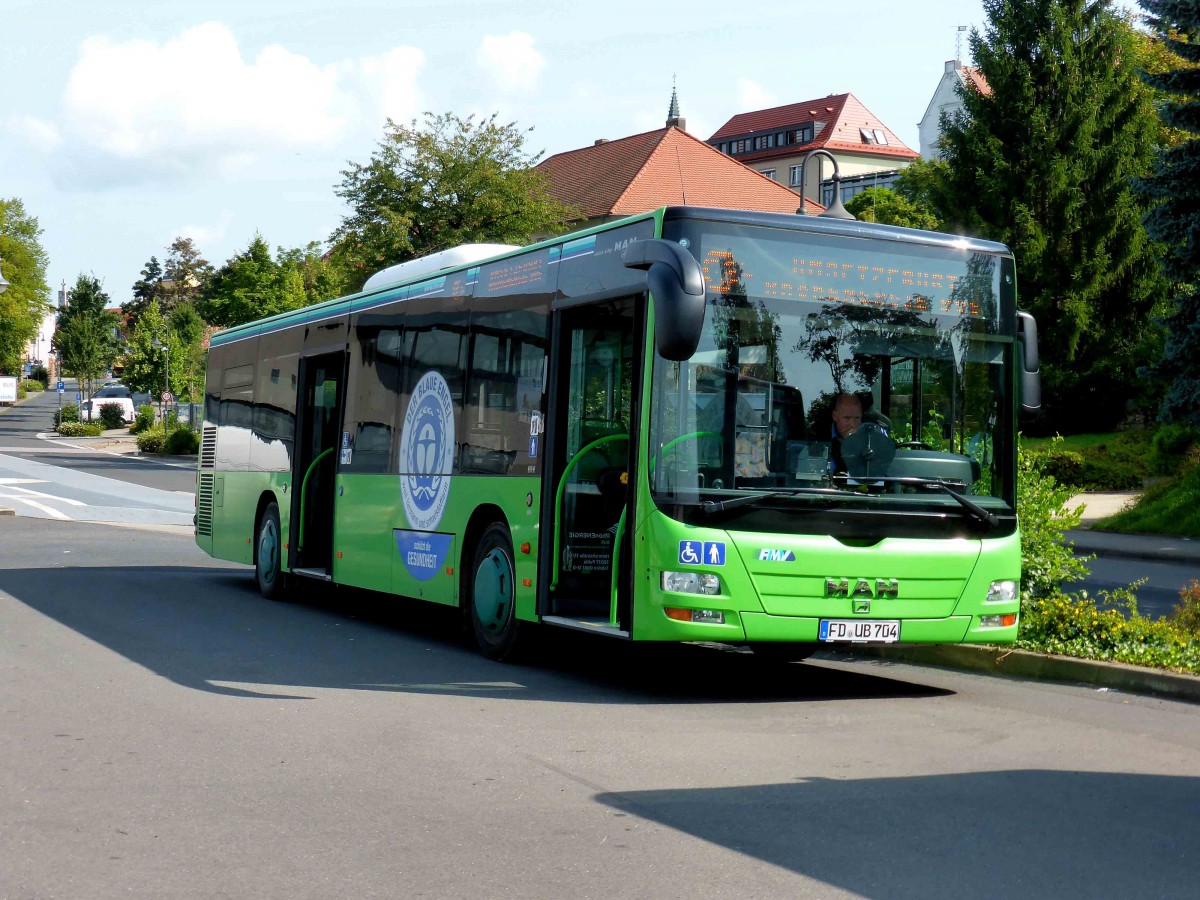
(1139, 0, 1200, 423)
(126, 256, 163, 325)
(934, 0, 1166, 431)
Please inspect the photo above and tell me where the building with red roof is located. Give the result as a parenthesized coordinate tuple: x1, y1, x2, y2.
(707, 92, 919, 208)
(535, 91, 823, 228)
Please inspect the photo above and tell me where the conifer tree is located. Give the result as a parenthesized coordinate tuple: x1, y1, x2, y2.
(1139, 0, 1200, 423)
(935, 0, 1166, 431)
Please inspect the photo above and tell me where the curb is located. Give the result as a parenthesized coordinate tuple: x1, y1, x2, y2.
(850, 643, 1200, 704)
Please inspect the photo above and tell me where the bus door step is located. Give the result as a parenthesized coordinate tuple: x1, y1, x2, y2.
(289, 567, 333, 582)
(542, 615, 629, 639)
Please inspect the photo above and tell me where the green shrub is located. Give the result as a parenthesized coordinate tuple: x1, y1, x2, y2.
(56, 421, 104, 437)
(19, 378, 44, 393)
(1024, 431, 1151, 490)
(1018, 589, 1200, 674)
(131, 404, 155, 434)
(54, 404, 80, 426)
(165, 427, 199, 455)
(30, 365, 49, 386)
(136, 430, 166, 454)
(98, 402, 126, 430)
(1170, 581, 1200, 636)
(1017, 438, 1089, 601)
(1151, 423, 1200, 475)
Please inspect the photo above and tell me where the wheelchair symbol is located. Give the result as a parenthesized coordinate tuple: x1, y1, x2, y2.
(678, 541, 701, 565)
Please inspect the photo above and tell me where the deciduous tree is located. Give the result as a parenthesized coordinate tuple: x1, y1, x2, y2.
(0, 198, 51, 375)
(845, 187, 939, 230)
(330, 112, 575, 290)
(198, 234, 308, 327)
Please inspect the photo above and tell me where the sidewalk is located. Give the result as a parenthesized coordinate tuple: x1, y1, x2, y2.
(1066, 491, 1200, 564)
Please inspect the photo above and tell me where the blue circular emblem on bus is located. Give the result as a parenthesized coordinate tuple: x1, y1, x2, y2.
(400, 371, 455, 531)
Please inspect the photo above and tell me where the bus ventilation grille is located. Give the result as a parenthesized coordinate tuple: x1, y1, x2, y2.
(200, 425, 217, 469)
(196, 473, 214, 536)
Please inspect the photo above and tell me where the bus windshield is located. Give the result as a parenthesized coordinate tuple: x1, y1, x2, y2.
(650, 218, 1017, 536)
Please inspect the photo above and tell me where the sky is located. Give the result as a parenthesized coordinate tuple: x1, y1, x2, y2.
(1, 0, 988, 308)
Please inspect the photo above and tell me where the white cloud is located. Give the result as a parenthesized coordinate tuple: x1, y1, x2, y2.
(7, 115, 62, 150)
(175, 211, 236, 249)
(738, 78, 775, 111)
(475, 31, 545, 92)
(55, 22, 425, 183)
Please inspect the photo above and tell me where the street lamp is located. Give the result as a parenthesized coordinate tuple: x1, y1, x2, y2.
(794, 149, 856, 220)
(152, 323, 170, 436)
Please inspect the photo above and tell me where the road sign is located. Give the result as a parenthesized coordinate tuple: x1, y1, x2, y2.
(56, 381, 65, 393)
(161, 391, 174, 403)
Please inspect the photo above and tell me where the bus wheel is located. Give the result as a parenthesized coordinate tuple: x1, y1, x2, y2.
(467, 522, 523, 660)
(749, 643, 817, 663)
(255, 501, 288, 601)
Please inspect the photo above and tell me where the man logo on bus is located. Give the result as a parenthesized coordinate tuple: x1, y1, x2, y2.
(400, 371, 455, 531)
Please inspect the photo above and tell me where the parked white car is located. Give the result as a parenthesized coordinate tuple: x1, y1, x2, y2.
(82, 383, 137, 423)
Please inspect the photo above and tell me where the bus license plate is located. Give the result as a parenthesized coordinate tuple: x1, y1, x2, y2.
(819, 619, 900, 643)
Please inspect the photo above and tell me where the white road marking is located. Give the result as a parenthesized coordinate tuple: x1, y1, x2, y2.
(0, 494, 71, 519)
(0, 483, 86, 506)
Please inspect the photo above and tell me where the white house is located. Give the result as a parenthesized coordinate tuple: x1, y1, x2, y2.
(919, 59, 991, 160)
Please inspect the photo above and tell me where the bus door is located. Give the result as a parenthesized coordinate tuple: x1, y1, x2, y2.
(544, 296, 641, 631)
(290, 350, 346, 577)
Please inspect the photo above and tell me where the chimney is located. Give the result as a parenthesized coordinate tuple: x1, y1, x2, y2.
(594, 139, 608, 145)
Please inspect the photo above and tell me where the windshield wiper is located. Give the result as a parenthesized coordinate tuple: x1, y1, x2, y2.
(875, 477, 999, 528)
(699, 487, 846, 514)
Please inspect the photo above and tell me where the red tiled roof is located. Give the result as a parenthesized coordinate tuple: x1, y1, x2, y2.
(708, 92, 918, 163)
(536, 126, 823, 216)
(962, 66, 991, 96)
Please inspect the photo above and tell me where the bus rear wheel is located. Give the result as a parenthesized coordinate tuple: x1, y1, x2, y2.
(466, 522, 524, 661)
(255, 501, 288, 601)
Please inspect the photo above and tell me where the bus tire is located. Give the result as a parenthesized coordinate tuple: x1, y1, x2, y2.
(749, 642, 817, 663)
(466, 522, 524, 661)
(255, 501, 288, 601)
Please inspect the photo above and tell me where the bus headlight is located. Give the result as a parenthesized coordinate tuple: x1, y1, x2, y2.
(986, 580, 1018, 603)
(661, 571, 720, 595)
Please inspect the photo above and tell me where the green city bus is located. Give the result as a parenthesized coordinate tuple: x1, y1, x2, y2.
(195, 205, 1040, 660)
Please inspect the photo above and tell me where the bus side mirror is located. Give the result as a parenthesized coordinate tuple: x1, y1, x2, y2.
(623, 239, 706, 362)
(1017, 311, 1041, 412)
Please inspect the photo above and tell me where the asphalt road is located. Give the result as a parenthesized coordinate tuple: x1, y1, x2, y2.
(0, 388, 194, 527)
(1066, 554, 1194, 620)
(3, 517, 1198, 900)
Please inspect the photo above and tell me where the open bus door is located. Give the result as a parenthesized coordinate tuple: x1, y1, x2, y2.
(542, 296, 641, 636)
(289, 350, 346, 579)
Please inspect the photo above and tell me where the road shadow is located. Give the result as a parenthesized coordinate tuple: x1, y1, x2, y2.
(0, 563, 951, 705)
(596, 769, 1200, 899)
